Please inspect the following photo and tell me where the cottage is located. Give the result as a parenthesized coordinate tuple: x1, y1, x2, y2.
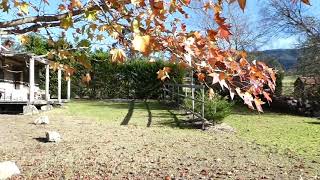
(294, 76, 320, 100)
(0, 43, 71, 112)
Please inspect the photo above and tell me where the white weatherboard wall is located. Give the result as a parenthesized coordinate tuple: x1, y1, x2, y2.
(0, 71, 40, 101)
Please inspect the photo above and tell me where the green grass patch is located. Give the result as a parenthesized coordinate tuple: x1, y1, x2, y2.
(225, 111, 320, 161)
(65, 100, 320, 161)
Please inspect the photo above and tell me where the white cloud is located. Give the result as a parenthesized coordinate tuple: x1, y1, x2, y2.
(260, 36, 299, 50)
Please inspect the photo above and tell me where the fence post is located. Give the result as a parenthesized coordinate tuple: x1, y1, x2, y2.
(191, 71, 195, 120)
(177, 85, 180, 107)
(172, 84, 174, 102)
(201, 85, 205, 130)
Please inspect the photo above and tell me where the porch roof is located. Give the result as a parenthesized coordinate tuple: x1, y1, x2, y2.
(0, 51, 51, 65)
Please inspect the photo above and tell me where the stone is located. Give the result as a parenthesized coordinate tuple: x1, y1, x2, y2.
(0, 161, 20, 180)
(46, 131, 61, 142)
(209, 123, 236, 133)
(34, 116, 49, 125)
(40, 105, 53, 111)
(23, 105, 39, 115)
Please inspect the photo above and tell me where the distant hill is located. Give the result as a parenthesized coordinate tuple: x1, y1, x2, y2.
(260, 49, 301, 70)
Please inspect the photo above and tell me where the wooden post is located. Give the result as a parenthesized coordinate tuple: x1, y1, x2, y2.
(58, 68, 62, 103)
(191, 71, 195, 120)
(67, 75, 71, 101)
(45, 64, 50, 101)
(201, 86, 205, 130)
(29, 58, 35, 103)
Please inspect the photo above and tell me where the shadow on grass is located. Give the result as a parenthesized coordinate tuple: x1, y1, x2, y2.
(145, 101, 152, 127)
(306, 121, 320, 125)
(157, 109, 204, 129)
(120, 100, 135, 125)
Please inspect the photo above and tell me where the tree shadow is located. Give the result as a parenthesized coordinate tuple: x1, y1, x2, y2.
(159, 109, 204, 129)
(33, 137, 48, 143)
(306, 121, 320, 125)
(145, 101, 152, 127)
(120, 100, 135, 125)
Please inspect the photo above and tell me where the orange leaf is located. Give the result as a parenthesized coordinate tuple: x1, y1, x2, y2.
(218, 25, 232, 40)
(197, 73, 206, 82)
(82, 73, 91, 84)
(263, 91, 272, 102)
(207, 29, 218, 40)
(110, 49, 126, 63)
(237, 0, 246, 11)
(132, 35, 152, 55)
(301, 0, 310, 5)
(254, 98, 265, 113)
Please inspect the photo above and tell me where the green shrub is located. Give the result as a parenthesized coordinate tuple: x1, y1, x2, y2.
(183, 92, 232, 124)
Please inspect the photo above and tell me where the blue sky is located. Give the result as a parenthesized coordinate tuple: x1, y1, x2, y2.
(241, 0, 320, 50)
(1, 0, 319, 51)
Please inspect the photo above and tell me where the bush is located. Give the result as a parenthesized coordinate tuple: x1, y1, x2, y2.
(275, 71, 284, 96)
(183, 92, 233, 124)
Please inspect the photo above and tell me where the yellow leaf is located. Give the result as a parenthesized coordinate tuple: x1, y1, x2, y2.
(18, 35, 29, 45)
(82, 73, 91, 84)
(89, 23, 98, 31)
(131, 0, 145, 6)
(60, 15, 73, 30)
(98, 25, 109, 31)
(77, 53, 92, 69)
(113, 24, 123, 33)
(132, 35, 152, 55)
(50, 62, 60, 71)
(47, 51, 55, 60)
(19, 2, 29, 14)
(1, 0, 9, 12)
(85, 10, 97, 21)
(110, 32, 119, 39)
(110, 49, 126, 63)
(132, 19, 140, 34)
(96, 34, 104, 41)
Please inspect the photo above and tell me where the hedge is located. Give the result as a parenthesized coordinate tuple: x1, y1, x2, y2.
(39, 59, 186, 99)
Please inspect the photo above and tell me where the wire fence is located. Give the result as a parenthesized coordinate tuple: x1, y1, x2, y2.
(161, 82, 208, 130)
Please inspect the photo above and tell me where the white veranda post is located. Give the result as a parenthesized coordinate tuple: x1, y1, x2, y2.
(45, 64, 50, 101)
(29, 58, 35, 103)
(67, 74, 71, 101)
(58, 68, 62, 103)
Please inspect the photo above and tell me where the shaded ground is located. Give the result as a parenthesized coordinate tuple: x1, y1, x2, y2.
(0, 100, 319, 179)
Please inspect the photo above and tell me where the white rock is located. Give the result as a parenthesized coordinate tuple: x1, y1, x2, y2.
(0, 161, 20, 180)
(209, 123, 236, 133)
(23, 105, 39, 115)
(40, 105, 53, 111)
(46, 131, 61, 142)
(34, 116, 49, 125)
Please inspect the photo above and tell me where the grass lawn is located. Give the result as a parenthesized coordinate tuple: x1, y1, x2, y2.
(68, 100, 320, 161)
(225, 111, 320, 161)
(1, 100, 319, 179)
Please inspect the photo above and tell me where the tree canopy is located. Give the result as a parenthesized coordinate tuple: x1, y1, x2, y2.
(0, 0, 311, 111)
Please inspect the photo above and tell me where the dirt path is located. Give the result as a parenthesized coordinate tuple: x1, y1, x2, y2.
(0, 109, 319, 179)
